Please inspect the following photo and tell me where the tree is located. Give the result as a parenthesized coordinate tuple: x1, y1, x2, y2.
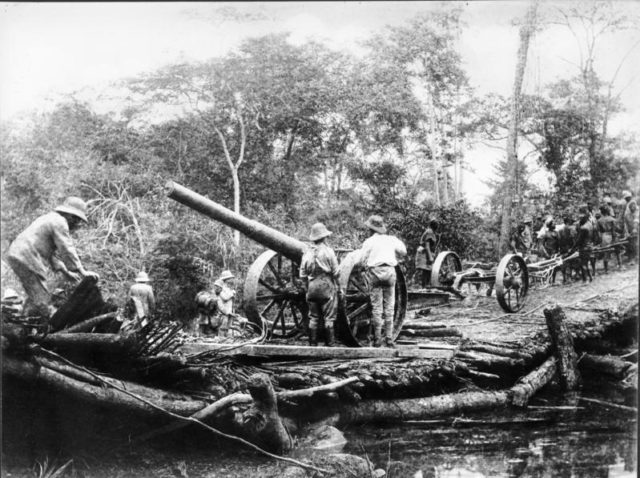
(498, 1, 539, 255)
(545, 0, 639, 196)
(365, 9, 471, 206)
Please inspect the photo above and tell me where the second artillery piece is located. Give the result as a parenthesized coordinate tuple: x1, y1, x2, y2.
(167, 181, 407, 347)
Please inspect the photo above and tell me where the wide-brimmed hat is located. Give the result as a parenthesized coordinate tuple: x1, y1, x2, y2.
(603, 196, 612, 204)
(523, 216, 533, 224)
(309, 222, 332, 242)
(55, 196, 88, 223)
(623, 190, 633, 199)
(219, 270, 234, 281)
(135, 271, 150, 283)
(364, 215, 387, 234)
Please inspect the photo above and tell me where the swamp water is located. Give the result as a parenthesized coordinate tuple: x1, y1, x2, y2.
(343, 393, 637, 478)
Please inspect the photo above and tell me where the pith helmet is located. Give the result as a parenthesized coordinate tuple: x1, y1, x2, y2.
(219, 270, 234, 281)
(603, 196, 612, 204)
(523, 216, 532, 224)
(364, 215, 387, 234)
(309, 222, 332, 242)
(623, 190, 633, 199)
(55, 197, 88, 223)
(135, 271, 150, 283)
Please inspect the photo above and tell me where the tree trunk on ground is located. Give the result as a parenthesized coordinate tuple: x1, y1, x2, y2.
(499, 1, 539, 255)
(40, 333, 137, 358)
(240, 373, 293, 454)
(49, 277, 107, 331)
(58, 312, 118, 333)
(399, 327, 461, 338)
(544, 305, 581, 391)
(337, 390, 510, 426)
(579, 354, 633, 380)
(2, 355, 207, 416)
(511, 357, 557, 407)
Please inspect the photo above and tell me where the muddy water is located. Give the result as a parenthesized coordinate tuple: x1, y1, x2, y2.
(343, 392, 637, 478)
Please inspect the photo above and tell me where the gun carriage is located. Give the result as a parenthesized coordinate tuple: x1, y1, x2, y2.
(166, 181, 407, 347)
(431, 237, 630, 313)
(430, 252, 530, 313)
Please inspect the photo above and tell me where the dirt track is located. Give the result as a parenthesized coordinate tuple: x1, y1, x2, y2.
(413, 263, 639, 345)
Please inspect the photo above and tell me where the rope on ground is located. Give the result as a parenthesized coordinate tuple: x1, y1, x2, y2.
(37, 347, 329, 474)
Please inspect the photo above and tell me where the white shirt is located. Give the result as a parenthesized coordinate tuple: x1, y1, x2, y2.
(360, 233, 407, 268)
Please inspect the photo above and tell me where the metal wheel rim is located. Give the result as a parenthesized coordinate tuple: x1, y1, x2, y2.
(495, 254, 529, 313)
(430, 251, 462, 287)
(337, 251, 407, 347)
(244, 250, 307, 338)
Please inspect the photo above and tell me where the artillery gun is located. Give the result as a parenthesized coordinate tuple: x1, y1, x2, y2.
(430, 251, 529, 313)
(166, 181, 407, 347)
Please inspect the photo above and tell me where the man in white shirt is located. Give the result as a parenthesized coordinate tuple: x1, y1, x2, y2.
(359, 215, 407, 347)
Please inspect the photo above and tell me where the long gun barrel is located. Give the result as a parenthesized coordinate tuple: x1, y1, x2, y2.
(166, 181, 307, 262)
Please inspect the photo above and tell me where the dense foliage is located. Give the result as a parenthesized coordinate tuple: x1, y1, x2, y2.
(1, 3, 638, 322)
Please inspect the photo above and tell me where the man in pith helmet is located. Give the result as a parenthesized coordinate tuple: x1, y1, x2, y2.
(359, 215, 407, 348)
(5, 196, 99, 318)
(127, 271, 156, 327)
(299, 222, 341, 346)
(214, 270, 237, 337)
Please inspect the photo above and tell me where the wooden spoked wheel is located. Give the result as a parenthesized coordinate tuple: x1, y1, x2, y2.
(244, 250, 308, 339)
(430, 251, 463, 287)
(336, 250, 407, 347)
(495, 254, 529, 313)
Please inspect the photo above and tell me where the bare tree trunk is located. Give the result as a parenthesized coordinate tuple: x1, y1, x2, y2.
(499, 1, 538, 255)
(442, 156, 449, 205)
(232, 168, 241, 246)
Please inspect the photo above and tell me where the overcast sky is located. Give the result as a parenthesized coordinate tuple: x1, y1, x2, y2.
(1, 1, 639, 205)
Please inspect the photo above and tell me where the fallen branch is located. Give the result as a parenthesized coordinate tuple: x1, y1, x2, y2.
(578, 397, 637, 413)
(58, 312, 118, 334)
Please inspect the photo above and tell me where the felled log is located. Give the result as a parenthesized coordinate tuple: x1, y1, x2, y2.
(510, 357, 557, 407)
(544, 305, 580, 391)
(2, 355, 207, 417)
(39, 333, 137, 359)
(336, 390, 511, 425)
(579, 354, 633, 380)
(401, 322, 448, 329)
(334, 353, 565, 426)
(240, 374, 293, 454)
(48, 277, 107, 331)
(400, 327, 461, 338)
(454, 351, 525, 377)
(58, 312, 118, 334)
(461, 343, 533, 362)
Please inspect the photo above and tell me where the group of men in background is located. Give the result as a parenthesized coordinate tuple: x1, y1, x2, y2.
(510, 190, 639, 283)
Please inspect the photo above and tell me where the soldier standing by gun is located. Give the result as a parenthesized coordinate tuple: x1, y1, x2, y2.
(359, 215, 407, 348)
(299, 223, 341, 347)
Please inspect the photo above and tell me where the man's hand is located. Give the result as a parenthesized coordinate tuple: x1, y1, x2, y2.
(83, 270, 100, 281)
(64, 270, 81, 282)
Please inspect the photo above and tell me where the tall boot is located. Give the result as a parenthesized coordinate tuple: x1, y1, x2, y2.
(324, 326, 335, 347)
(372, 326, 383, 347)
(308, 327, 318, 346)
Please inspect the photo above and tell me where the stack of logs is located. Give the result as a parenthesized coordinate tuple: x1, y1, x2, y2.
(1, 275, 637, 457)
